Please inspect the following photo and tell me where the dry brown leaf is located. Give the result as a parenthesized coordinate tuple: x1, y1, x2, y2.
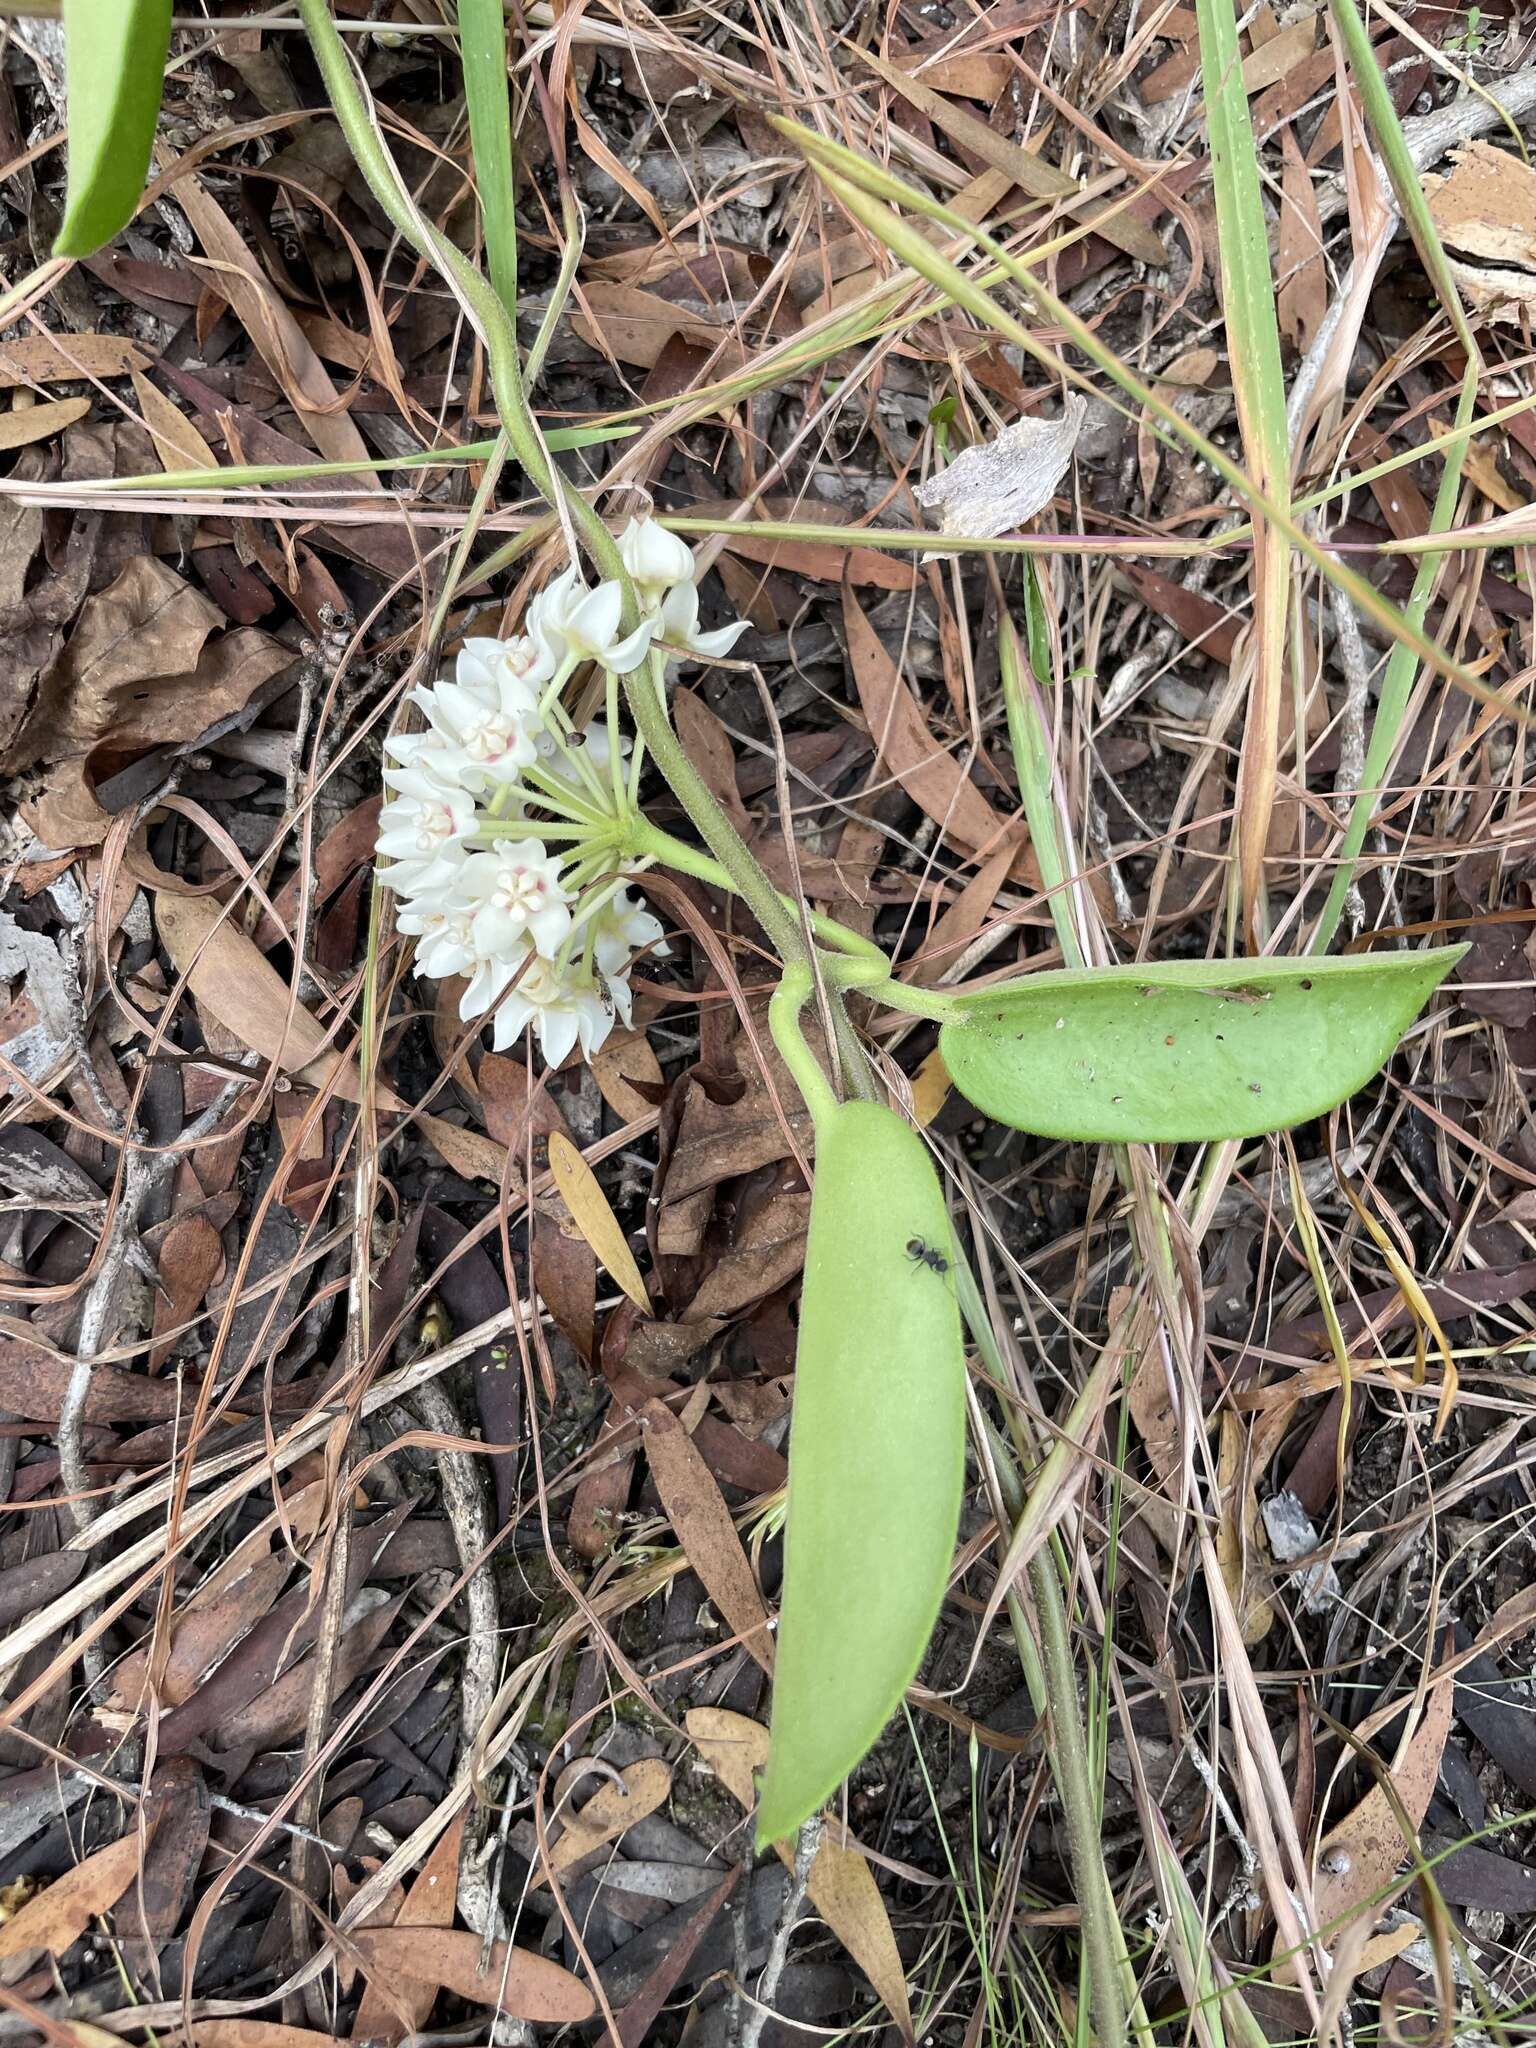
(18, 557, 292, 767)
(547, 1130, 650, 1311)
(681, 1185, 811, 1323)
(534, 1758, 673, 1885)
(170, 161, 380, 479)
(1276, 128, 1326, 353)
(842, 585, 1021, 860)
(350, 1811, 466, 2048)
(190, 2026, 349, 2047)
(1425, 143, 1536, 319)
(149, 1210, 225, 1370)
(0, 333, 148, 386)
(0, 395, 90, 450)
(860, 50, 1167, 267)
(155, 890, 365, 1101)
(130, 369, 220, 471)
(685, 1708, 913, 2039)
(642, 1399, 774, 1671)
(590, 1029, 665, 1123)
(1315, 1671, 1453, 1948)
(348, 1927, 596, 2021)
(0, 1828, 147, 1972)
(571, 283, 734, 370)
(110, 1553, 289, 1710)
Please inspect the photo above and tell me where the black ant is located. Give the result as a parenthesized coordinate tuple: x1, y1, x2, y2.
(906, 1236, 950, 1276)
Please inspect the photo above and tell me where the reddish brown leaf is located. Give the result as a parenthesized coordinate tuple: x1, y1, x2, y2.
(841, 585, 1020, 858)
(350, 1811, 467, 2048)
(641, 1399, 773, 1671)
(347, 1928, 595, 2021)
(0, 1827, 149, 1969)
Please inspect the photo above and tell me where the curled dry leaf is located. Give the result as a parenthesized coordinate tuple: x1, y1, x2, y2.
(685, 1707, 913, 2040)
(16, 556, 293, 769)
(1315, 1670, 1453, 1949)
(914, 395, 1087, 540)
(534, 1757, 673, 1884)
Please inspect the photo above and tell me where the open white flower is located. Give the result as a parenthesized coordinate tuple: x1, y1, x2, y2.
(537, 567, 656, 675)
(375, 761, 476, 896)
(406, 645, 545, 790)
(620, 514, 696, 608)
(490, 956, 613, 1064)
(657, 579, 751, 664)
(459, 838, 574, 959)
(396, 890, 480, 983)
(591, 888, 668, 979)
(462, 630, 559, 696)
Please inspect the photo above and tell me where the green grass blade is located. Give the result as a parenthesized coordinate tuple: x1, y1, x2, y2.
(1193, 0, 1292, 940)
(768, 120, 1504, 725)
(457, 0, 519, 319)
(1309, 0, 1481, 951)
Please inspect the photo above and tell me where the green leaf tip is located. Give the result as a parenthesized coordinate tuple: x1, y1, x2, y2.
(54, 0, 173, 260)
(757, 1100, 966, 1849)
(939, 945, 1466, 1144)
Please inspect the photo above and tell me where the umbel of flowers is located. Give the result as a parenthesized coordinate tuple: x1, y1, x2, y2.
(375, 518, 748, 1064)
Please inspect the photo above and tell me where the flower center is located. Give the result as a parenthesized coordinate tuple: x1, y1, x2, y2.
(464, 713, 519, 763)
(416, 802, 456, 850)
(496, 867, 548, 913)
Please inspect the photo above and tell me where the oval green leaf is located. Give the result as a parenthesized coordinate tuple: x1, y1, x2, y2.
(54, 0, 173, 260)
(758, 1100, 966, 1848)
(938, 946, 1465, 1143)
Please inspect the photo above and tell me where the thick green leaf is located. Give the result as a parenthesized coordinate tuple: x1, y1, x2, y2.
(55, 0, 172, 259)
(758, 1101, 966, 1847)
(939, 947, 1465, 1144)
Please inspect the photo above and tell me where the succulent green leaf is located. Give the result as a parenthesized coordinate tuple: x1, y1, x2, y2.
(939, 947, 1466, 1143)
(54, 0, 172, 260)
(758, 1101, 966, 1848)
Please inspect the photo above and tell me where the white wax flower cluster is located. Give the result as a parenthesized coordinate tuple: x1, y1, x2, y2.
(375, 519, 748, 1066)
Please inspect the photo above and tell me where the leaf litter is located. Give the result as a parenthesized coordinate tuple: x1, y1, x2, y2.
(0, 4, 1533, 2047)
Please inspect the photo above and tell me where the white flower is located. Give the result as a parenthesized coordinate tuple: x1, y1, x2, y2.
(405, 645, 544, 790)
(375, 760, 475, 896)
(657, 580, 751, 664)
(459, 837, 574, 959)
(490, 957, 614, 1064)
(619, 514, 696, 607)
(462, 630, 559, 695)
(537, 567, 656, 674)
(397, 891, 480, 982)
(590, 888, 667, 979)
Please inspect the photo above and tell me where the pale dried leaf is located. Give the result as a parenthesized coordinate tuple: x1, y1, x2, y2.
(547, 1131, 650, 1310)
(914, 396, 1087, 540)
(686, 1708, 913, 2038)
(0, 396, 90, 451)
